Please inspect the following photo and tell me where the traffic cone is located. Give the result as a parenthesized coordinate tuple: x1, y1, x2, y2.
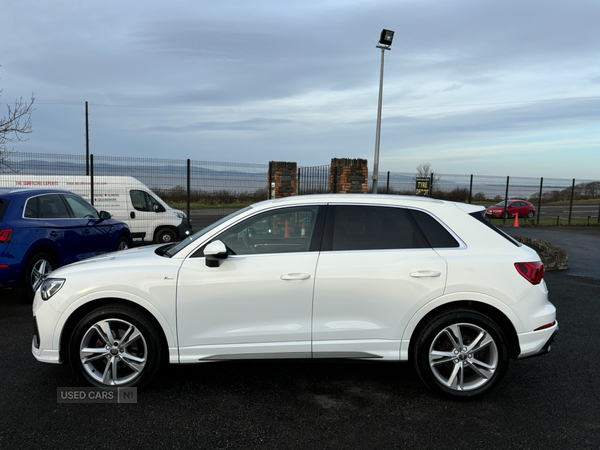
(301, 223, 306, 238)
(513, 213, 519, 227)
(284, 220, 290, 238)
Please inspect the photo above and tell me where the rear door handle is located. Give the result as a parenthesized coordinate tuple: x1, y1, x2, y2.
(83, 229, 91, 235)
(410, 270, 441, 278)
(280, 273, 311, 281)
(49, 231, 58, 237)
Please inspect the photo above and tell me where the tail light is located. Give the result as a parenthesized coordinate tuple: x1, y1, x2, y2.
(0, 229, 12, 243)
(515, 262, 544, 285)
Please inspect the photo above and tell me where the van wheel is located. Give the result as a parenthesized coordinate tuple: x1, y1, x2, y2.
(17, 252, 56, 302)
(155, 228, 176, 244)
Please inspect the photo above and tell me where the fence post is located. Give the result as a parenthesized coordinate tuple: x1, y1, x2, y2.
(90, 154, 94, 206)
(297, 168, 302, 195)
(468, 174, 473, 204)
(430, 172, 434, 197)
(503, 176, 509, 226)
(568, 178, 575, 224)
(386, 171, 390, 194)
(537, 177, 543, 225)
(598, 201, 600, 224)
(268, 162, 273, 199)
(186, 159, 191, 228)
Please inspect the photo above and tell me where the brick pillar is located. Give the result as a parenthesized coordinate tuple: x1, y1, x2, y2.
(268, 161, 298, 198)
(329, 158, 368, 194)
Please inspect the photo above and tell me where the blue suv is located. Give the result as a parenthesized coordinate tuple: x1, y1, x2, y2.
(0, 188, 132, 300)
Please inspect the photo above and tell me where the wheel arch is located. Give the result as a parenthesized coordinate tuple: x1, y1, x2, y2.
(19, 244, 59, 283)
(406, 300, 521, 361)
(58, 298, 171, 365)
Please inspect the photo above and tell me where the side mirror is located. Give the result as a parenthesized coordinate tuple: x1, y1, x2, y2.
(205, 240, 228, 267)
(153, 203, 166, 213)
(99, 211, 112, 221)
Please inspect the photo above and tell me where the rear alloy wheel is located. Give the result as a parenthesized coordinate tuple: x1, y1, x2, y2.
(527, 210, 535, 218)
(413, 310, 509, 400)
(17, 252, 55, 301)
(69, 305, 164, 388)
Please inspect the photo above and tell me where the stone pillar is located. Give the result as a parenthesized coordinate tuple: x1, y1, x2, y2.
(329, 158, 368, 194)
(268, 161, 298, 198)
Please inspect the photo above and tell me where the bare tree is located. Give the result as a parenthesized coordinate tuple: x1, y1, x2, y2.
(414, 162, 442, 194)
(1, 86, 35, 172)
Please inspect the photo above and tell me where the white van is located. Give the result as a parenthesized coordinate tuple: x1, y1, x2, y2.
(0, 175, 192, 243)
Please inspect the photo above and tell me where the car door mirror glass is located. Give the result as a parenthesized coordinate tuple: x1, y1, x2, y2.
(99, 211, 112, 221)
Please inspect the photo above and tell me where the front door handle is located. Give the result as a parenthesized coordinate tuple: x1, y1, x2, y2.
(410, 270, 442, 278)
(280, 273, 311, 281)
(130, 212, 136, 219)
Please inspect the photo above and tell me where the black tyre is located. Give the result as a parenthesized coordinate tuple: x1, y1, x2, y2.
(527, 210, 535, 218)
(17, 252, 56, 302)
(155, 228, 176, 244)
(69, 304, 165, 388)
(501, 211, 509, 219)
(413, 309, 509, 400)
(116, 236, 130, 251)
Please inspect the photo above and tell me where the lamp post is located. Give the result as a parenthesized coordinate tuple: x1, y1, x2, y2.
(372, 29, 394, 194)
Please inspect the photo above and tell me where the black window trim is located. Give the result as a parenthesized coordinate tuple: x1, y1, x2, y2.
(22, 193, 75, 220)
(320, 202, 467, 252)
(190, 204, 328, 258)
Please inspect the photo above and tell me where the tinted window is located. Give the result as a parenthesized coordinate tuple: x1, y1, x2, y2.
(37, 194, 71, 219)
(408, 210, 460, 248)
(469, 211, 521, 247)
(211, 206, 321, 255)
(0, 198, 9, 221)
(24, 197, 39, 218)
(330, 205, 427, 251)
(63, 195, 99, 219)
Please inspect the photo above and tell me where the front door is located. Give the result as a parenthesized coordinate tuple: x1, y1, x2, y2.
(176, 204, 325, 362)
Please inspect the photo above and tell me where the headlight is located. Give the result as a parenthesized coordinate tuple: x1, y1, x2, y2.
(41, 278, 65, 301)
(175, 212, 186, 219)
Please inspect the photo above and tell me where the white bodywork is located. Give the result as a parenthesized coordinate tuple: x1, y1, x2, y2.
(0, 175, 186, 241)
(32, 195, 557, 366)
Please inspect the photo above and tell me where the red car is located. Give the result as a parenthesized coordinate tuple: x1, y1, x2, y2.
(485, 200, 536, 219)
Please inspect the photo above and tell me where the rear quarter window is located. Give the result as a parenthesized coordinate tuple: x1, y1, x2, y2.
(0, 198, 9, 221)
(408, 209, 460, 248)
(469, 211, 521, 247)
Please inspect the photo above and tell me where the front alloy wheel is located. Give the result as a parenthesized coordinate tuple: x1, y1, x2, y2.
(70, 305, 164, 388)
(414, 310, 509, 400)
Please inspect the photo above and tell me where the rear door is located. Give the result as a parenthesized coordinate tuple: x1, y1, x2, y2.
(35, 194, 86, 264)
(312, 205, 448, 359)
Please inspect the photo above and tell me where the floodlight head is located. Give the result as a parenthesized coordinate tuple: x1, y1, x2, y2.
(379, 29, 394, 47)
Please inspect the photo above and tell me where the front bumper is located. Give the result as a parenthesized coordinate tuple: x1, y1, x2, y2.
(177, 219, 193, 239)
(31, 294, 63, 364)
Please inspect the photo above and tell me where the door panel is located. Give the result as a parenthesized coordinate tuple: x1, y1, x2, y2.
(177, 253, 318, 362)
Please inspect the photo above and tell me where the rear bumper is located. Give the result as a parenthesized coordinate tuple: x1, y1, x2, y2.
(517, 322, 559, 359)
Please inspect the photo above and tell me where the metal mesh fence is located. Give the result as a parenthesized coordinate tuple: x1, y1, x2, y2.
(1, 152, 598, 231)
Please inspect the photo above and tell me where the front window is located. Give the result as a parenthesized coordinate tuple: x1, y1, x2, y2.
(63, 195, 99, 219)
(212, 205, 320, 255)
(130, 190, 161, 212)
(165, 206, 253, 256)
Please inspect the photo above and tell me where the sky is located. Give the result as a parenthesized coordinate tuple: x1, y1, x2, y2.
(1, 0, 599, 179)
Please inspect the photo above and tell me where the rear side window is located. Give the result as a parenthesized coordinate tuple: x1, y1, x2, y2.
(0, 198, 9, 221)
(469, 211, 521, 247)
(37, 194, 71, 219)
(408, 210, 460, 248)
(328, 205, 427, 251)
